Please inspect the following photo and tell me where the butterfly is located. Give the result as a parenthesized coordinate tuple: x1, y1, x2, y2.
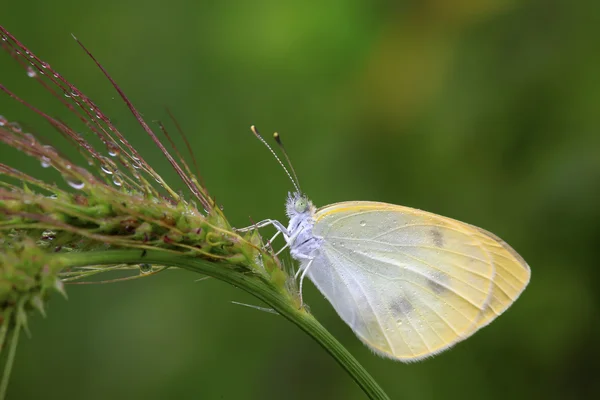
(238, 127, 531, 361)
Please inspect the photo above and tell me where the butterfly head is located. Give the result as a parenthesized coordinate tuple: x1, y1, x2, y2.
(286, 191, 314, 218)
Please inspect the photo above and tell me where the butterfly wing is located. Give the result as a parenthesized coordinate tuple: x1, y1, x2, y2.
(462, 224, 531, 334)
(308, 201, 530, 361)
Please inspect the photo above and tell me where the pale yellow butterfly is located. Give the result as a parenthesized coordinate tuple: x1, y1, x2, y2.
(240, 127, 531, 362)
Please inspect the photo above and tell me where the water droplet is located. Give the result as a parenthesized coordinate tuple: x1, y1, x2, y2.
(112, 175, 123, 187)
(40, 156, 51, 168)
(42, 230, 55, 240)
(23, 133, 36, 144)
(0, 115, 6, 126)
(65, 177, 85, 190)
(64, 91, 71, 98)
(41, 62, 50, 69)
(8, 122, 22, 133)
(42, 144, 57, 156)
(26, 66, 37, 78)
(99, 157, 115, 175)
(139, 264, 152, 274)
(359, 220, 366, 227)
(107, 143, 119, 157)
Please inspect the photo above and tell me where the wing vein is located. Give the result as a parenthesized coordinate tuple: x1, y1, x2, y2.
(350, 248, 488, 316)
(326, 245, 420, 355)
(370, 222, 472, 241)
(327, 236, 491, 265)
(328, 236, 492, 279)
(336, 245, 479, 353)
(352, 248, 490, 296)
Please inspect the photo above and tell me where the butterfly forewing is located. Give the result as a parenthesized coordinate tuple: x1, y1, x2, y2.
(463, 226, 531, 334)
(310, 201, 528, 360)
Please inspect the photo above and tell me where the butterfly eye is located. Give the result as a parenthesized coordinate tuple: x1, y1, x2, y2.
(294, 197, 308, 213)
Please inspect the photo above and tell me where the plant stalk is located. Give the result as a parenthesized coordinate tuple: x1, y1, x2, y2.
(59, 250, 390, 400)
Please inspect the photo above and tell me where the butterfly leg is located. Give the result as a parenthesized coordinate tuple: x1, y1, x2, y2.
(234, 219, 289, 236)
(262, 230, 282, 251)
(234, 219, 291, 252)
(297, 258, 314, 307)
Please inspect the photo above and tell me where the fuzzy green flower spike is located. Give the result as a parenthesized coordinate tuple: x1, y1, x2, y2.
(0, 26, 389, 400)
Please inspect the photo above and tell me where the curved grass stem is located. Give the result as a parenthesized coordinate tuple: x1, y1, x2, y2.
(0, 299, 24, 400)
(59, 250, 390, 400)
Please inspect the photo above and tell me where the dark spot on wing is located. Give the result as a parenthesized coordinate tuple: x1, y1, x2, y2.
(431, 228, 444, 247)
(390, 296, 413, 315)
(427, 272, 449, 294)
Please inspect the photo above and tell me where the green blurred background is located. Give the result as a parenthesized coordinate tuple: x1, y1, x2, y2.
(1, 0, 599, 399)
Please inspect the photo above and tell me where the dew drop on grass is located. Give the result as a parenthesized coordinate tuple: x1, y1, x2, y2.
(107, 143, 119, 157)
(139, 264, 152, 274)
(42, 144, 57, 156)
(65, 177, 85, 190)
(40, 156, 52, 168)
(67, 180, 85, 190)
(8, 122, 22, 133)
(26, 66, 37, 78)
(0, 115, 7, 126)
(99, 157, 114, 175)
(24, 133, 36, 144)
(112, 175, 123, 187)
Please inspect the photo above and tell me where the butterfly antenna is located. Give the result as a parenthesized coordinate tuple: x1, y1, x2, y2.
(250, 126, 301, 193)
(273, 132, 302, 193)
